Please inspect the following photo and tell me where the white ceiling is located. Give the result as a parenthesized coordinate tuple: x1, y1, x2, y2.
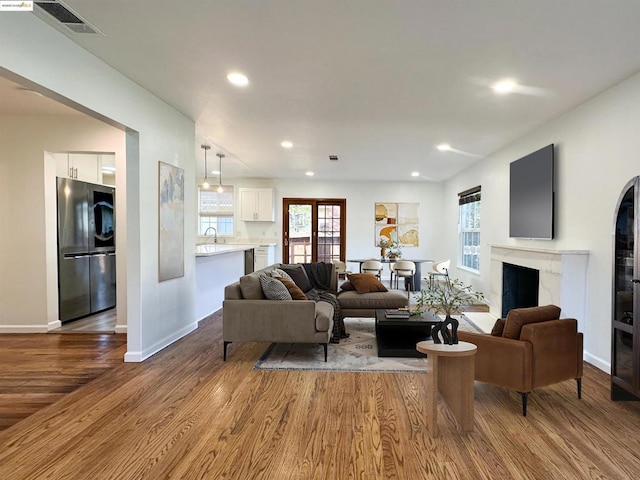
(9, 1, 640, 182)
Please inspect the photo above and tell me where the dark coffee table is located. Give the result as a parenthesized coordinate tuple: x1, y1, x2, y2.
(375, 309, 441, 357)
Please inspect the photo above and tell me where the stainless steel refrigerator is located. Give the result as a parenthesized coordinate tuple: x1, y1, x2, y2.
(57, 178, 116, 322)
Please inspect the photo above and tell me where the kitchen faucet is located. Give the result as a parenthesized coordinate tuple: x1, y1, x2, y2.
(204, 227, 218, 243)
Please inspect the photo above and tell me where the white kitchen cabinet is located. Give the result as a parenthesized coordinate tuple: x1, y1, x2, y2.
(254, 245, 276, 270)
(100, 153, 116, 186)
(55, 153, 102, 184)
(239, 188, 274, 221)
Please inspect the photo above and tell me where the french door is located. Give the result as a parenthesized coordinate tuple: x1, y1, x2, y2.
(282, 198, 346, 264)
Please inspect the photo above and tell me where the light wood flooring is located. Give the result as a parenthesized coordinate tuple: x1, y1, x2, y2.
(50, 308, 117, 333)
(1, 310, 640, 479)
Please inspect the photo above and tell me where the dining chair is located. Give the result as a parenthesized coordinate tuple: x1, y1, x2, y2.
(361, 259, 383, 280)
(391, 260, 416, 292)
(331, 259, 351, 279)
(428, 259, 450, 288)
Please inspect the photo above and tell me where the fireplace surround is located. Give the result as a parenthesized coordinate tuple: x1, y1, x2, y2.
(490, 245, 589, 331)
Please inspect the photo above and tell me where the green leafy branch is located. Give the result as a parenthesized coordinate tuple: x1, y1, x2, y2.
(413, 278, 484, 317)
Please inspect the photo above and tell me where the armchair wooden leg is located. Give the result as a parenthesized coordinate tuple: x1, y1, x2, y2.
(519, 391, 530, 416)
(223, 341, 231, 361)
(576, 378, 582, 399)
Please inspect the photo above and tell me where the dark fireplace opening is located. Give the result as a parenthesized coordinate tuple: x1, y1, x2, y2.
(502, 263, 539, 317)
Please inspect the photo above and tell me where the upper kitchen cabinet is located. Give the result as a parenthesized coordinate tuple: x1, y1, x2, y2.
(239, 188, 274, 222)
(55, 153, 101, 184)
(54, 153, 116, 185)
(100, 154, 116, 186)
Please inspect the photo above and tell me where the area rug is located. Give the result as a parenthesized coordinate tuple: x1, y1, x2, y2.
(253, 314, 487, 373)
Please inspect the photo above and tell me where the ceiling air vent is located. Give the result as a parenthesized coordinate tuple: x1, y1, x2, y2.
(329, 155, 339, 162)
(34, 1, 102, 35)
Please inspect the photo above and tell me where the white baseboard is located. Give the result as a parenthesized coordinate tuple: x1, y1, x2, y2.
(0, 325, 49, 333)
(114, 324, 127, 334)
(48, 320, 62, 330)
(584, 352, 610, 374)
(124, 322, 198, 363)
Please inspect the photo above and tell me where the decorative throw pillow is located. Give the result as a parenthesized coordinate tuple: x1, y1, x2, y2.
(269, 268, 294, 283)
(280, 264, 314, 292)
(347, 273, 388, 294)
(259, 274, 293, 300)
(276, 277, 307, 300)
(340, 280, 355, 291)
(490, 318, 506, 336)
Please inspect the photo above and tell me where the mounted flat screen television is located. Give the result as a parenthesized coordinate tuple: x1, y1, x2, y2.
(509, 144, 555, 239)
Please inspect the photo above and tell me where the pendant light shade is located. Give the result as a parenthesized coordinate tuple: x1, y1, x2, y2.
(201, 144, 211, 189)
(216, 153, 225, 193)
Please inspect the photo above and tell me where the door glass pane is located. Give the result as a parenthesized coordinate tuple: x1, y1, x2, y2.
(288, 204, 312, 264)
(614, 185, 634, 381)
(317, 204, 341, 263)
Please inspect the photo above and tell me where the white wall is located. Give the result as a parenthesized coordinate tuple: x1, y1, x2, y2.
(0, 115, 125, 331)
(223, 177, 446, 270)
(444, 71, 640, 372)
(0, 14, 197, 361)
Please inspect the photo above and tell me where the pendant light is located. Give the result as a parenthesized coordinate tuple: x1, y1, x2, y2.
(216, 152, 225, 193)
(201, 144, 211, 189)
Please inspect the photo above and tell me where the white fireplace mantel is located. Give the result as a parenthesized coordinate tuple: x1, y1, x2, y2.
(490, 244, 590, 332)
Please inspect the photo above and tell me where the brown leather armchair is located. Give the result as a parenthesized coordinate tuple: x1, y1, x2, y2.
(458, 305, 583, 416)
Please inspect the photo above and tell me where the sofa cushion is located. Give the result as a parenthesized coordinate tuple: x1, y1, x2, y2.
(280, 264, 314, 292)
(491, 318, 506, 336)
(259, 274, 293, 300)
(337, 290, 407, 310)
(347, 273, 388, 293)
(315, 300, 334, 332)
(502, 304, 561, 339)
(276, 277, 307, 300)
(239, 272, 265, 300)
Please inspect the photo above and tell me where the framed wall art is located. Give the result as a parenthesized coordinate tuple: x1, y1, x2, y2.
(159, 161, 185, 281)
(375, 202, 419, 247)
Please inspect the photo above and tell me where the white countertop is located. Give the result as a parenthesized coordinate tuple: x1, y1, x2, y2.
(195, 244, 259, 257)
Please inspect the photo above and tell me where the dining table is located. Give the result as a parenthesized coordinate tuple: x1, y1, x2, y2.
(346, 258, 433, 291)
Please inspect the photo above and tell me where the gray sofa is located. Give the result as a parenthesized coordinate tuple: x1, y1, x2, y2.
(222, 263, 409, 361)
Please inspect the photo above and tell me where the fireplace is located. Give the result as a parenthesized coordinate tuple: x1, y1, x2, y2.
(489, 244, 589, 331)
(502, 263, 539, 317)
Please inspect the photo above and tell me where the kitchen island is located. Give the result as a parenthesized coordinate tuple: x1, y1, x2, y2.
(195, 242, 278, 320)
(195, 244, 258, 321)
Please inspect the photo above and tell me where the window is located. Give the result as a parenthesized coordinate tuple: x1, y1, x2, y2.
(458, 186, 481, 273)
(199, 186, 234, 235)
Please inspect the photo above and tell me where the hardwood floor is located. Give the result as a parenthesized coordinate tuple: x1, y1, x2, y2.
(1, 311, 640, 479)
(0, 332, 126, 431)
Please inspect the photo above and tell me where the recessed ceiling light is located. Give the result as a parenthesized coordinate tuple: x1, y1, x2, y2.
(436, 144, 451, 151)
(411, 171, 420, 177)
(227, 72, 249, 87)
(305, 171, 314, 176)
(281, 140, 293, 149)
(492, 79, 517, 94)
